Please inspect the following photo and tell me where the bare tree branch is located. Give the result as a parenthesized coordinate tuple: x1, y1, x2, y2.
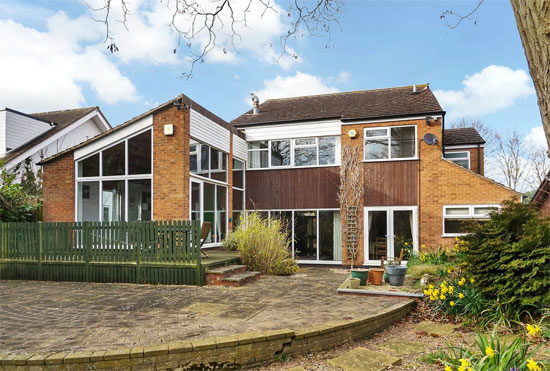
(441, 0, 485, 29)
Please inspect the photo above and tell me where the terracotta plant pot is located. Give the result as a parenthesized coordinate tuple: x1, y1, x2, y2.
(349, 277, 361, 289)
(368, 268, 385, 285)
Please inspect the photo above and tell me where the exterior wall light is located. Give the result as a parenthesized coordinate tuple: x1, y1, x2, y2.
(348, 129, 357, 139)
(164, 124, 174, 136)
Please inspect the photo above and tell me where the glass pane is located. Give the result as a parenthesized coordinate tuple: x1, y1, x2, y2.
(390, 126, 415, 158)
(203, 183, 215, 243)
(248, 150, 268, 168)
(102, 180, 125, 222)
(271, 140, 291, 167)
(444, 218, 468, 234)
(319, 137, 337, 165)
(295, 211, 317, 260)
(190, 139, 198, 173)
(248, 141, 268, 150)
(200, 144, 210, 176)
(210, 149, 227, 182)
(319, 211, 341, 261)
(232, 189, 243, 212)
(445, 207, 470, 216)
(128, 179, 151, 221)
(191, 182, 201, 222)
(271, 211, 293, 238)
(77, 181, 99, 221)
(474, 206, 497, 217)
(128, 131, 151, 175)
(233, 159, 244, 189)
(295, 138, 316, 146)
(78, 154, 99, 177)
(102, 142, 125, 176)
(452, 159, 469, 168)
(295, 147, 317, 166)
(366, 129, 387, 137)
(444, 152, 468, 159)
(393, 210, 413, 260)
(215, 186, 227, 242)
(365, 139, 389, 160)
(368, 210, 387, 261)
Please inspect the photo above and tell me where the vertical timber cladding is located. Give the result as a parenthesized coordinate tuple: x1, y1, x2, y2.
(152, 105, 190, 220)
(245, 167, 340, 209)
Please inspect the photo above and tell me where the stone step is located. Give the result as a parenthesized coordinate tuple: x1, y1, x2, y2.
(205, 265, 248, 286)
(220, 271, 261, 287)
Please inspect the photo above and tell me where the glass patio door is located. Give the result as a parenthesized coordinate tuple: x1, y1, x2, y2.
(189, 178, 227, 245)
(365, 207, 417, 264)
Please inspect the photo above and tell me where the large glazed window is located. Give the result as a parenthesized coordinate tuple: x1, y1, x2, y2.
(232, 159, 245, 230)
(248, 141, 268, 169)
(294, 211, 317, 260)
(75, 129, 152, 222)
(364, 126, 416, 161)
(270, 140, 291, 167)
(443, 205, 499, 236)
(190, 139, 227, 181)
(190, 180, 228, 244)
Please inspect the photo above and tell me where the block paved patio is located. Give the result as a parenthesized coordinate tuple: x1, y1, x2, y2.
(0, 268, 405, 355)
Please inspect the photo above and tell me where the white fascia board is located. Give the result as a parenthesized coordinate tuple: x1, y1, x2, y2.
(74, 114, 153, 160)
(341, 115, 443, 125)
(244, 119, 342, 141)
(5, 110, 106, 169)
(444, 144, 485, 149)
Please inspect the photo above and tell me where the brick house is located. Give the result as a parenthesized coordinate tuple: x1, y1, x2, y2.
(40, 85, 520, 266)
(530, 171, 550, 217)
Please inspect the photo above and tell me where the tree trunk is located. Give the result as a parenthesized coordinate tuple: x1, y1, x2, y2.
(510, 0, 550, 154)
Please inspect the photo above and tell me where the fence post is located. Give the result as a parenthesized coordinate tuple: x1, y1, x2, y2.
(84, 221, 91, 282)
(37, 222, 43, 280)
(136, 223, 141, 284)
(193, 220, 202, 286)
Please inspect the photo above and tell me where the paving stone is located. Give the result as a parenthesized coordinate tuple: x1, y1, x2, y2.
(183, 302, 228, 314)
(414, 321, 459, 337)
(376, 339, 427, 356)
(285, 367, 307, 371)
(327, 347, 401, 371)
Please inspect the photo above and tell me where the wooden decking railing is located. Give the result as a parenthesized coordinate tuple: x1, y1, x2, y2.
(0, 220, 204, 285)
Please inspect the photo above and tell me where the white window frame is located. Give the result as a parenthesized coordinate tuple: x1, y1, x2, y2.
(246, 209, 342, 264)
(231, 158, 246, 229)
(74, 127, 153, 222)
(442, 204, 500, 237)
(247, 136, 341, 170)
(363, 206, 418, 266)
(444, 151, 470, 169)
(190, 138, 228, 184)
(247, 140, 269, 169)
(363, 125, 417, 162)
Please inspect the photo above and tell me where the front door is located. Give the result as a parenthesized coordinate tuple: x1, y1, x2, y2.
(364, 207, 417, 264)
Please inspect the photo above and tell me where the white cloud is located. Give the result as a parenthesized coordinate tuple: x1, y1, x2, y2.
(247, 71, 339, 104)
(523, 125, 548, 150)
(434, 65, 534, 119)
(0, 14, 138, 112)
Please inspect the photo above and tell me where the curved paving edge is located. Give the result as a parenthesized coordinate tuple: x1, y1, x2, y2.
(0, 300, 415, 370)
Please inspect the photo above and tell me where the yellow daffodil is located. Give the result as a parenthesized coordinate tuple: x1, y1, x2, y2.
(458, 293, 465, 299)
(485, 346, 494, 358)
(411, 241, 414, 245)
(450, 301, 455, 306)
(430, 295, 436, 301)
(470, 278, 475, 283)
(440, 294, 446, 300)
(459, 359, 470, 367)
(527, 359, 541, 371)
(458, 278, 465, 286)
(448, 286, 454, 294)
(429, 284, 434, 289)
(455, 237, 459, 241)
(422, 244, 425, 248)
(405, 242, 408, 246)
(445, 366, 452, 371)
(447, 268, 452, 273)
(424, 289, 429, 296)
(458, 367, 465, 371)
(527, 324, 542, 337)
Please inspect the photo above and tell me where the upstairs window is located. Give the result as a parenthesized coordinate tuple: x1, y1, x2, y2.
(247, 136, 340, 169)
(190, 139, 227, 182)
(444, 151, 470, 169)
(364, 126, 416, 161)
(443, 205, 499, 236)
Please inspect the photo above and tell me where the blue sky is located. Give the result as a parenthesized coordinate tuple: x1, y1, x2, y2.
(0, 0, 544, 148)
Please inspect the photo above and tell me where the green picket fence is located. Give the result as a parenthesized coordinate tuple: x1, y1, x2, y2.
(0, 220, 203, 285)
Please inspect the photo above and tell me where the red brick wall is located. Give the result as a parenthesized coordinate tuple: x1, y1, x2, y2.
(152, 105, 189, 220)
(42, 152, 75, 222)
(444, 146, 484, 175)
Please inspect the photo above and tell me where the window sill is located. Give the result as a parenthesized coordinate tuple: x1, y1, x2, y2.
(363, 157, 418, 163)
(246, 164, 340, 171)
(441, 233, 467, 238)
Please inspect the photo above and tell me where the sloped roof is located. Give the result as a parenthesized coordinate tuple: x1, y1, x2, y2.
(444, 127, 485, 146)
(530, 171, 550, 210)
(231, 84, 444, 126)
(2, 107, 108, 163)
(40, 93, 245, 165)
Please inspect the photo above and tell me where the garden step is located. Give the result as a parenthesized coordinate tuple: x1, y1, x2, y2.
(220, 271, 261, 287)
(205, 265, 248, 286)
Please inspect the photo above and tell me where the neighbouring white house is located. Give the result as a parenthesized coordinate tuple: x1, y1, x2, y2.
(0, 107, 111, 177)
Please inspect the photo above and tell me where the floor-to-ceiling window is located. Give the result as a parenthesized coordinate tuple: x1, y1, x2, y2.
(189, 138, 230, 245)
(232, 159, 245, 230)
(75, 129, 152, 222)
(247, 209, 341, 263)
